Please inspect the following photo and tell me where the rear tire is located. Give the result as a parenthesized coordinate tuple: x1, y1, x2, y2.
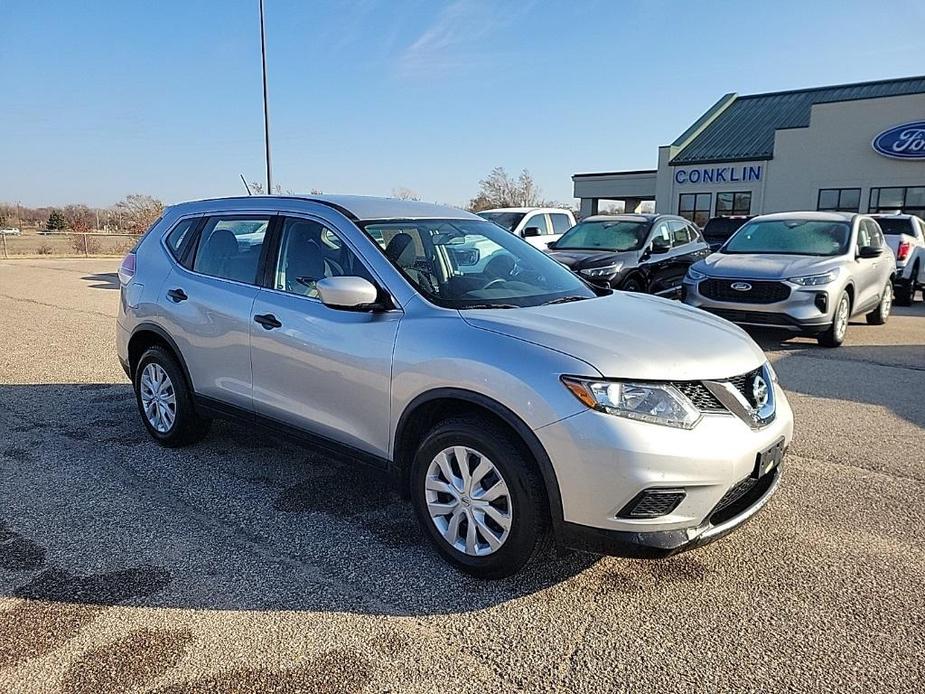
(894, 262, 917, 306)
(134, 345, 211, 447)
(410, 415, 549, 579)
(866, 281, 892, 325)
(818, 290, 850, 348)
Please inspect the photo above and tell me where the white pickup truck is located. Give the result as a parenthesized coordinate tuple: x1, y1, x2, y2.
(477, 207, 575, 249)
(871, 214, 925, 305)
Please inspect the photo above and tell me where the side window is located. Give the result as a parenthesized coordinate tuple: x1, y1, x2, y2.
(650, 222, 672, 247)
(165, 218, 198, 262)
(865, 220, 884, 249)
(523, 214, 550, 236)
(550, 213, 572, 234)
(856, 221, 872, 250)
(668, 219, 692, 246)
(193, 217, 269, 284)
(687, 223, 703, 242)
(274, 217, 373, 298)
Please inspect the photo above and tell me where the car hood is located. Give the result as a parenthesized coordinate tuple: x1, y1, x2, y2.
(547, 249, 639, 270)
(460, 293, 766, 381)
(698, 253, 840, 279)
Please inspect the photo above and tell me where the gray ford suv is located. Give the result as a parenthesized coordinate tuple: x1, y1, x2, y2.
(117, 195, 793, 578)
(683, 212, 895, 347)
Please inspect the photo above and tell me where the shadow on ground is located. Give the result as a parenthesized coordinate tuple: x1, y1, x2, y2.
(0, 383, 598, 619)
(80, 272, 120, 290)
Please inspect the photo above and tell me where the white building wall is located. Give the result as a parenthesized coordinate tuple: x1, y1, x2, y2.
(763, 92, 925, 213)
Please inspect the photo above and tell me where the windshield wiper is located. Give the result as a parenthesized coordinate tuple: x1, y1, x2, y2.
(459, 303, 520, 310)
(541, 295, 588, 306)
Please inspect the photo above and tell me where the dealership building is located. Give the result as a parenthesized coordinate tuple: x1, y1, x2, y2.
(573, 75, 925, 226)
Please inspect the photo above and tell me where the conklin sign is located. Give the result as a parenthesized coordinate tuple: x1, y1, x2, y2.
(674, 165, 762, 185)
(872, 121, 925, 160)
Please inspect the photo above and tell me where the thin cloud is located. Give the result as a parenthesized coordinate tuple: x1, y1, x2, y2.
(396, 0, 531, 79)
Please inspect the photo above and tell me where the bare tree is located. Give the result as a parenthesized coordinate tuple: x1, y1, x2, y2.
(468, 167, 544, 211)
(249, 181, 265, 195)
(391, 186, 421, 201)
(113, 194, 164, 235)
(63, 204, 94, 233)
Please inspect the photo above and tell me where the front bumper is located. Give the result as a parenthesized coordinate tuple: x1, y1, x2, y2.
(536, 382, 793, 556)
(682, 277, 836, 332)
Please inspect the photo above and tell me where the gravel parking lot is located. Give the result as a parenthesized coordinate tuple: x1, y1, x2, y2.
(1, 258, 923, 693)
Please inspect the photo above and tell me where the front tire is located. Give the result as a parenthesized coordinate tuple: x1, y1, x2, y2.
(866, 281, 892, 325)
(818, 290, 850, 348)
(134, 345, 211, 447)
(620, 277, 643, 293)
(410, 415, 549, 579)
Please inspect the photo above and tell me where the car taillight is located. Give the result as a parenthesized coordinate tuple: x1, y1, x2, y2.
(896, 241, 911, 262)
(118, 252, 136, 284)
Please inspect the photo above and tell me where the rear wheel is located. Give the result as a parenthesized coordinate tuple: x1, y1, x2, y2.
(866, 281, 892, 325)
(410, 415, 549, 579)
(818, 290, 850, 348)
(894, 262, 917, 306)
(134, 345, 211, 447)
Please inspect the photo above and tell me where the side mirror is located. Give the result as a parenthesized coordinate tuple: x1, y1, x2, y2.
(650, 237, 671, 254)
(857, 246, 883, 259)
(523, 226, 541, 238)
(317, 276, 382, 310)
(546, 240, 557, 249)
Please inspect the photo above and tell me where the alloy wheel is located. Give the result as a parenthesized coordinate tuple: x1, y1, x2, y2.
(140, 363, 176, 433)
(425, 446, 513, 556)
(834, 296, 849, 341)
(881, 285, 892, 319)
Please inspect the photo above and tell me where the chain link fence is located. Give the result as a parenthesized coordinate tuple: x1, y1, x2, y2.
(0, 231, 139, 258)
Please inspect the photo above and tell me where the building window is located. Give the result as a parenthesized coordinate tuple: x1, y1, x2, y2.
(817, 188, 860, 212)
(869, 186, 925, 217)
(715, 191, 752, 216)
(678, 193, 712, 227)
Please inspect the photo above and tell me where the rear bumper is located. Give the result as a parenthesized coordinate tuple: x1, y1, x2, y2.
(559, 465, 781, 557)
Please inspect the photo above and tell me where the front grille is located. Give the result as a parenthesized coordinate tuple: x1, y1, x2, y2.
(672, 381, 726, 412)
(709, 468, 777, 525)
(700, 279, 791, 304)
(727, 368, 761, 407)
(705, 307, 801, 328)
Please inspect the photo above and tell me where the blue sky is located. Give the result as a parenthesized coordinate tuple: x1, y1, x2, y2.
(2, 0, 923, 208)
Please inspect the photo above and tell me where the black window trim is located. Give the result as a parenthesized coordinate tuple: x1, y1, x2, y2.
(678, 192, 712, 227)
(714, 190, 752, 216)
(817, 187, 861, 213)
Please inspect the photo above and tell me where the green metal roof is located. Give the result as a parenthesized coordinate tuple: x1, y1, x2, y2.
(670, 75, 925, 165)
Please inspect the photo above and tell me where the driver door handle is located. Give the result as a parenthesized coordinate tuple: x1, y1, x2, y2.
(254, 313, 282, 330)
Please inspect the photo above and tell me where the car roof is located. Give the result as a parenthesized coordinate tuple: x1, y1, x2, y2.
(169, 195, 479, 222)
(752, 211, 856, 223)
(479, 207, 572, 214)
(868, 212, 917, 220)
(580, 213, 669, 223)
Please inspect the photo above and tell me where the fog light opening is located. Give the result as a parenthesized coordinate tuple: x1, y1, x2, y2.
(617, 489, 686, 519)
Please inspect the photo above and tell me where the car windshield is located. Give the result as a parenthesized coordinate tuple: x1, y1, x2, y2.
(723, 219, 851, 256)
(873, 218, 915, 235)
(554, 220, 650, 252)
(477, 211, 525, 233)
(361, 219, 597, 309)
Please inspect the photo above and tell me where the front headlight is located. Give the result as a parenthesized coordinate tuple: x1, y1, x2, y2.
(561, 377, 702, 429)
(686, 267, 707, 281)
(789, 270, 837, 286)
(580, 263, 622, 278)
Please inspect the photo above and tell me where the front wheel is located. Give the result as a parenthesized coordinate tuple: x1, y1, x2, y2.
(410, 416, 549, 579)
(866, 281, 892, 325)
(818, 290, 850, 348)
(620, 277, 643, 293)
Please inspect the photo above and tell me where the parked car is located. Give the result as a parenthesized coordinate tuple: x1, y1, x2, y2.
(118, 195, 793, 578)
(0, 227, 21, 236)
(545, 214, 711, 297)
(869, 213, 925, 305)
(477, 207, 575, 249)
(683, 212, 895, 347)
(702, 215, 752, 252)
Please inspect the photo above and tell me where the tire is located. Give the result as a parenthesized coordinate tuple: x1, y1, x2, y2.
(410, 415, 549, 579)
(866, 281, 892, 325)
(894, 262, 917, 306)
(620, 277, 643, 292)
(818, 290, 850, 348)
(134, 345, 211, 447)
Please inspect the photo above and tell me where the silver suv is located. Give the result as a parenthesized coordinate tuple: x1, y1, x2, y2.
(117, 196, 793, 578)
(683, 212, 896, 347)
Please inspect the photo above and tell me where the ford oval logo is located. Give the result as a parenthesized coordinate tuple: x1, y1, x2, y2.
(872, 121, 925, 160)
(730, 282, 752, 291)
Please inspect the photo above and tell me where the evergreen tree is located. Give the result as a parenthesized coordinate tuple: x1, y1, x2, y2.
(47, 210, 67, 230)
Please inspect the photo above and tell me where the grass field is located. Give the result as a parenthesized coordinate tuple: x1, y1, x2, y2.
(0, 229, 137, 257)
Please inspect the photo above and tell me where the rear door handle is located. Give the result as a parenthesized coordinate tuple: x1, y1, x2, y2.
(166, 288, 188, 302)
(254, 313, 282, 330)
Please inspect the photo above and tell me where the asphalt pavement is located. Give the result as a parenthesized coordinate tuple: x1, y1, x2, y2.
(1, 258, 923, 693)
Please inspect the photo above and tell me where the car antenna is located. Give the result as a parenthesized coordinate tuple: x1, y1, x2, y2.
(240, 173, 252, 195)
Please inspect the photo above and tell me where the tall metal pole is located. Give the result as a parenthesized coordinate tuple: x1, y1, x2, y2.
(259, 0, 273, 193)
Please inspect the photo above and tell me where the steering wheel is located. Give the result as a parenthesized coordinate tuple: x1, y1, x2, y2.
(483, 278, 507, 289)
